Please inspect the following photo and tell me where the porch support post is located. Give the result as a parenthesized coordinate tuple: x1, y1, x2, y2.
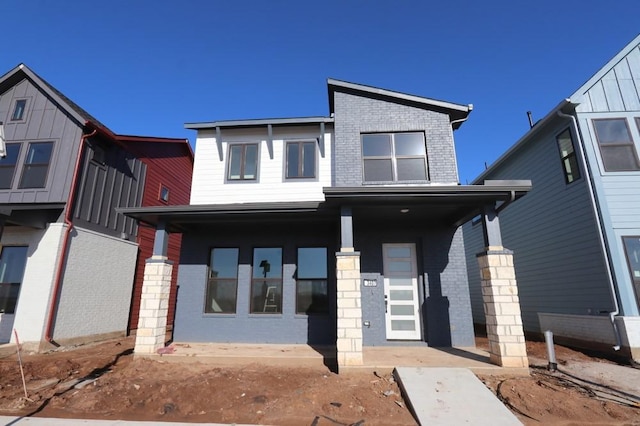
(134, 221, 172, 355)
(336, 251, 363, 369)
(336, 205, 363, 369)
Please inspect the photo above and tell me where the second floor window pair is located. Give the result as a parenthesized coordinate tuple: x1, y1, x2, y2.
(0, 141, 53, 189)
(227, 141, 316, 181)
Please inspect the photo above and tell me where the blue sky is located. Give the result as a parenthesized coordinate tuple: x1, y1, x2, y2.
(2, 1, 639, 183)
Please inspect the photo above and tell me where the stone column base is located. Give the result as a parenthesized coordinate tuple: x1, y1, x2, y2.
(336, 251, 363, 369)
(134, 256, 172, 355)
(478, 247, 529, 369)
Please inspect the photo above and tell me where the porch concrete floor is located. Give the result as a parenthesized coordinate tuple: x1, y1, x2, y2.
(144, 342, 529, 376)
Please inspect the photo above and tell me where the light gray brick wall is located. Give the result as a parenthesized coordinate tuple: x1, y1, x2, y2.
(333, 91, 459, 186)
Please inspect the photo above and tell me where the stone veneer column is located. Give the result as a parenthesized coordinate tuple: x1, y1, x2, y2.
(477, 247, 528, 368)
(336, 250, 363, 369)
(134, 256, 172, 355)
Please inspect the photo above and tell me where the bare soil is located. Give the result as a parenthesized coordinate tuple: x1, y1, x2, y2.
(0, 337, 638, 425)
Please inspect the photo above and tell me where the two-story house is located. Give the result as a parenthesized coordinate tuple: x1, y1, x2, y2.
(463, 34, 640, 364)
(0, 64, 193, 350)
(122, 79, 532, 371)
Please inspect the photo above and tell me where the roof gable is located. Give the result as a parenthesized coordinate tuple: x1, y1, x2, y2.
(327, 78, 473, 129)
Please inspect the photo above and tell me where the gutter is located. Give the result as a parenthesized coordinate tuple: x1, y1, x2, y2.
(557, 110, 622, 351)
(45, 127, 97, 344)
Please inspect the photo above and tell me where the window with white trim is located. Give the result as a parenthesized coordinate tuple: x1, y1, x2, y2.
(556, 128, 581, 184)
(592, 118, 640, 171)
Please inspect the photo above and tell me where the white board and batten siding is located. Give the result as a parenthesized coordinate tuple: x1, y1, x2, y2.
(190, 127, 332, 205)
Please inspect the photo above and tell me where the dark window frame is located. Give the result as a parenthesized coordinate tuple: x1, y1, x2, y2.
(0, 245, 29, 314)
(295, 247, 329, 315)
(555, 128, 581, 184)
(205, 247, 240, 314)
(227, 143, 259, 181)
(361, 132, 428, 183)
(592, 118, 640, 172)
(285, 140, 317, 179)
(250, 247, 283, 314)
(11, 99, 27, 122)
(0, 143, 22, 190)
(18, 141, 54, 189)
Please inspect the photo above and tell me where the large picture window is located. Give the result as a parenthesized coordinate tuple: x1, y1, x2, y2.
(592, 119, 640, 171)
(19, 141, 53, 188)
(0, 246, 29, 314)
(362, 132, 427, 182)
(250, 248, 283, 314)
(556, 128, 581, 184)
(622, 236, 640, 308)
(228, 143, 258, 180)
(0, 144, 21, 189)
(205, 248, 239, 314)
(296, 247, 328, 314)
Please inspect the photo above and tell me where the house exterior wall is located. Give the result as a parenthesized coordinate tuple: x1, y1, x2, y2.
(72, 136, 147, 239)
(463, 118, 612, 333)
(332, 91, 459, 186)
(358, 224, 474, 347)
(0, 77, 82, 205)
(190, 126, 332, 205)
(52, 227, 138, 342)
(4, 224, 65, 345)
(173, 221, 337, 344)
(128, 141, 193, 331)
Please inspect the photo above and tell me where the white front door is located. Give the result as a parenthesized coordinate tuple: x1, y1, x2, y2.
(382, 243, 421, 340)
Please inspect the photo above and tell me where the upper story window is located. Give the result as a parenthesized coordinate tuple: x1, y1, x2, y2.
(0, 144, 21, 189)
(286, 141, 316, 179)
(361, 132, 427, 182)
(159, 185, 170, 202)
(556, 128, 581, 184)
(228, 143, 258, 181)
(11, 99, 27, 121)
(19, 141, 53, 188)
(592, 118, 640, 172)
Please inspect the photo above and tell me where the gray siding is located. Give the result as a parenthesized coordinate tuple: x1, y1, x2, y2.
(73, 137, 146, 239)
(332, 91, 459, 186)
(0, 77, 82, 204)
(463, 119, 613, 333)
(174, 221, 337, 344)
(575, 43, 640, 113)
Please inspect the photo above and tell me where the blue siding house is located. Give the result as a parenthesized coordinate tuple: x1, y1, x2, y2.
(464, 34, 640, 364)
(123, 79, 532, 370)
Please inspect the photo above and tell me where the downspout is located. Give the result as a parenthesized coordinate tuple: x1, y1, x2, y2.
(557, 110, 622, 351)
(45, 128, 97, 344)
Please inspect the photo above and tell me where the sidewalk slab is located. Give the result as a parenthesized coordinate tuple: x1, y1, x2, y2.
(395, 367, 522, 426)
(0, 417, 260, 426)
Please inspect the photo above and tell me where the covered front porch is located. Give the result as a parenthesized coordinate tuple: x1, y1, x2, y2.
(120, 180, 532, 373)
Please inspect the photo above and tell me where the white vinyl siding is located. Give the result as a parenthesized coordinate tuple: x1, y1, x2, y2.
(191, 127, 332, 205)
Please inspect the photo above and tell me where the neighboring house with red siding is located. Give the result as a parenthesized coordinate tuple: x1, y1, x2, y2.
(117, 136, 193, 333)
(0, 64, 193, 350)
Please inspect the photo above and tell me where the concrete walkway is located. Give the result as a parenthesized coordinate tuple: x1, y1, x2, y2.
(395, 367, 522, 426)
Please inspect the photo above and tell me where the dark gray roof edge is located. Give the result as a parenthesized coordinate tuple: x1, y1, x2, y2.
(185, 116, 335, 130)
(472, 99, 577, 184)
(118, 201, 324, 216)
(323, 182, 532, 196)
(327, 78, 473, 114)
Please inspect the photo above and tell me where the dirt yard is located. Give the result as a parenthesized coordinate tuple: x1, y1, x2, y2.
(0, 337, 638, 426)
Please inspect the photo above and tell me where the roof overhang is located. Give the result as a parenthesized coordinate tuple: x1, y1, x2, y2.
(120, 181, 531, 232)
(0, 203, 66, 228)
(185, 116, 334, 130)
(327, 78, 473, 130)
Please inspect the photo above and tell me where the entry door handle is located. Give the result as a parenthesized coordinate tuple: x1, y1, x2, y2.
(384, 294, 388, 313)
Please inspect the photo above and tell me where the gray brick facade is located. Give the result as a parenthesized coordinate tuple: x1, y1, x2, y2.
(333, 91, 459, 186)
